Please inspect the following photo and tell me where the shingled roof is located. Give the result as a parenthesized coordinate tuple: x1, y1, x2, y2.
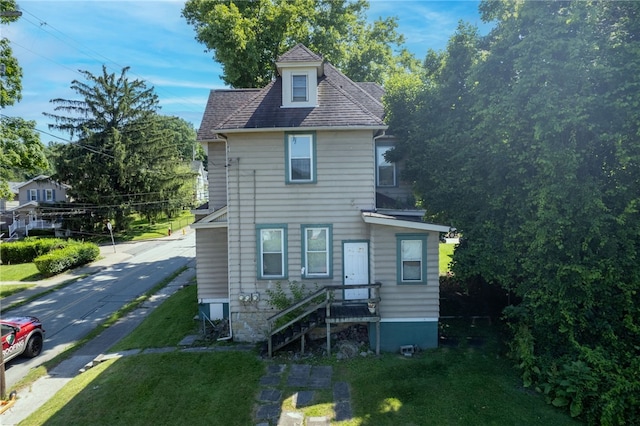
(276, 43, 323, 63)
(197, 44, 386, 141)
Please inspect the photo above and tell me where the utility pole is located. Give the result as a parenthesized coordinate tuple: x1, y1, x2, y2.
(1, 7, 23, 401)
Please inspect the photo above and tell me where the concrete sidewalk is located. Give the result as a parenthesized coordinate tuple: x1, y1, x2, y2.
(1, 260, 197, 425)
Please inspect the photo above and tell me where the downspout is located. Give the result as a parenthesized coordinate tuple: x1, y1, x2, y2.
(221, 156, 242, 341)
(372, 132, 388, 212)
(218, 138, 233, 341)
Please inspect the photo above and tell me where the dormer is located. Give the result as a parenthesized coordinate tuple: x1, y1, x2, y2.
(276, 44, 324, 108)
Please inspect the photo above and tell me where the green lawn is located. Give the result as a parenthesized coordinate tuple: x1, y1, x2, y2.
(439, 242, 456, 275)
(0, 263, 42, 282)
(21, 282, 582, 426)
(109, 284, 200, 351)
(0, 283, 35, 298)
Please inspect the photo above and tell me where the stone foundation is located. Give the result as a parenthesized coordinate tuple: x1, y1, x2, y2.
(232, 310, 272, 342)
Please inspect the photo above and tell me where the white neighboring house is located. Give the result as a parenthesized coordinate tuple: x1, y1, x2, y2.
(2, 175, 71, 240)
(191, 160, 208, 205)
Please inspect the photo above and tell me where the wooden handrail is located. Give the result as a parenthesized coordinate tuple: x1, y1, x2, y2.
(267, 282, 382, 357)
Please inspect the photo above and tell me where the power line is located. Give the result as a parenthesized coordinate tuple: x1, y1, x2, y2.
(13, 5, 207, 116)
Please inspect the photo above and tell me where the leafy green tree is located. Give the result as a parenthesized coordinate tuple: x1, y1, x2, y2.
(1, 0, 22, 108)
(387, 2, 640, 423)
(155, 115, 205, 163)
(0, 0, 48, 198)
(0, 117, 49, 198)
(182, 0, 418, 88)
(48, 66, 195, 231)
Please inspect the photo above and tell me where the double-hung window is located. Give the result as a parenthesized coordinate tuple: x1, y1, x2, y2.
(257, 225, 288, 279)
(396, 234, 428, 284)
(286, 133, 315, 183)
(302, 225, 332, 278)
(292, 75, 308, 102)
(28, 189, 37, 201)
(44, 189, 54, 202)
(376, 145, 396, 187)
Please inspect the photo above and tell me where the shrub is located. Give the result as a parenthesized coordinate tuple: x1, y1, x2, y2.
(33, 242, 99, 276)
(265, 280, 321, 329)
(0, 238, 68, 264)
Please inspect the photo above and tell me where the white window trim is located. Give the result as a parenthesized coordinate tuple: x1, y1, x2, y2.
(292, 74, 308, 102)
(29, 189, 37, 201)
(281, 68, 317, 108)
(44, 189, 54, 201)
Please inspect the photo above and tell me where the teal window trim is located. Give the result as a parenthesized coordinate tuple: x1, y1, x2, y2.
(396, 233, 428, 285)
(256, 224, 288, 280)
(301, 224, 333, 279)
(285, 132, 317, 184)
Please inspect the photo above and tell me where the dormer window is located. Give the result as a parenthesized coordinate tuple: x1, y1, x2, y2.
(280, 68, 318, 108)
(292, 75, 308, 102)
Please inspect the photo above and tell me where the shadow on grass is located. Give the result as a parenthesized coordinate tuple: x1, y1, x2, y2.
(19, 272, 44, 282)
(23, 352, 263, 426)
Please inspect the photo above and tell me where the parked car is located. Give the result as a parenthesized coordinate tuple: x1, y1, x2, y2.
(1, 316, 45, 363)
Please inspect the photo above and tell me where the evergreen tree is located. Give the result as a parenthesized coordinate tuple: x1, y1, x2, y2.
(48, 66, 195, 231)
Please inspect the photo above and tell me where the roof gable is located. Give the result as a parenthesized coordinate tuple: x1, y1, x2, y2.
(197, 45, 386, 139)
(276, 43, 323, 63)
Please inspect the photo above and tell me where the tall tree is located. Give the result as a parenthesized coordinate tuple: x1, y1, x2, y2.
(182, 0, 418, 88)
(48, 66, 194, 231)
(0, 117, 48, 197)
(387, 1, 640, 423)
(0, 0, 48, 198)
(155, 115, 204, 163)
(0, 0, 22, 108)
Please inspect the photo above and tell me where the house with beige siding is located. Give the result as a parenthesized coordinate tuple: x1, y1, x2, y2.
(192, 44, 449, 353)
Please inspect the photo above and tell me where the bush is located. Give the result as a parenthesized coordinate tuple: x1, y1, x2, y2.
(265, 280, 321, 329)
(33, 242, 100, 276)
(0, 238, 68, 264)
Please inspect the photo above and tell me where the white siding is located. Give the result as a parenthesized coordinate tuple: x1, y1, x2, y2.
(195, 228, 229, 300)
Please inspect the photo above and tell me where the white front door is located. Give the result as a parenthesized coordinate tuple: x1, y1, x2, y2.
(343, 242, 369, 300)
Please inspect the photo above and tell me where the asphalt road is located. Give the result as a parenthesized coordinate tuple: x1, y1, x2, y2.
(3, 232, 195, 389)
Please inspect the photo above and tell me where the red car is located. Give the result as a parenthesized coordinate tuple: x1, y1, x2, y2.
(1, 316, 45, 363)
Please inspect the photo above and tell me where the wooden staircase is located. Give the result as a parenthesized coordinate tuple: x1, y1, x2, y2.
(266, 283, 382, 357)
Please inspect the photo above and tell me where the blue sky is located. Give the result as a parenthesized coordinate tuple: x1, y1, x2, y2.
(2, 1, 491, 144)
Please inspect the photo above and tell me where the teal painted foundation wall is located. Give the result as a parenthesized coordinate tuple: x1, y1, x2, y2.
(369, 321, 439, 352)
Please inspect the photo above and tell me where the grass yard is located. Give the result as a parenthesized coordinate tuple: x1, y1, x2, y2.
(24, 351, 264, 426)
(21, 281, 581, 426)
(109, 284, 200, 351)
(0, 262, 42, 282)
(439, 242, 456, 275)
(341, 351, 581, 425)
(0, 283, 35, 298)
(124, 211, 194, 241)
